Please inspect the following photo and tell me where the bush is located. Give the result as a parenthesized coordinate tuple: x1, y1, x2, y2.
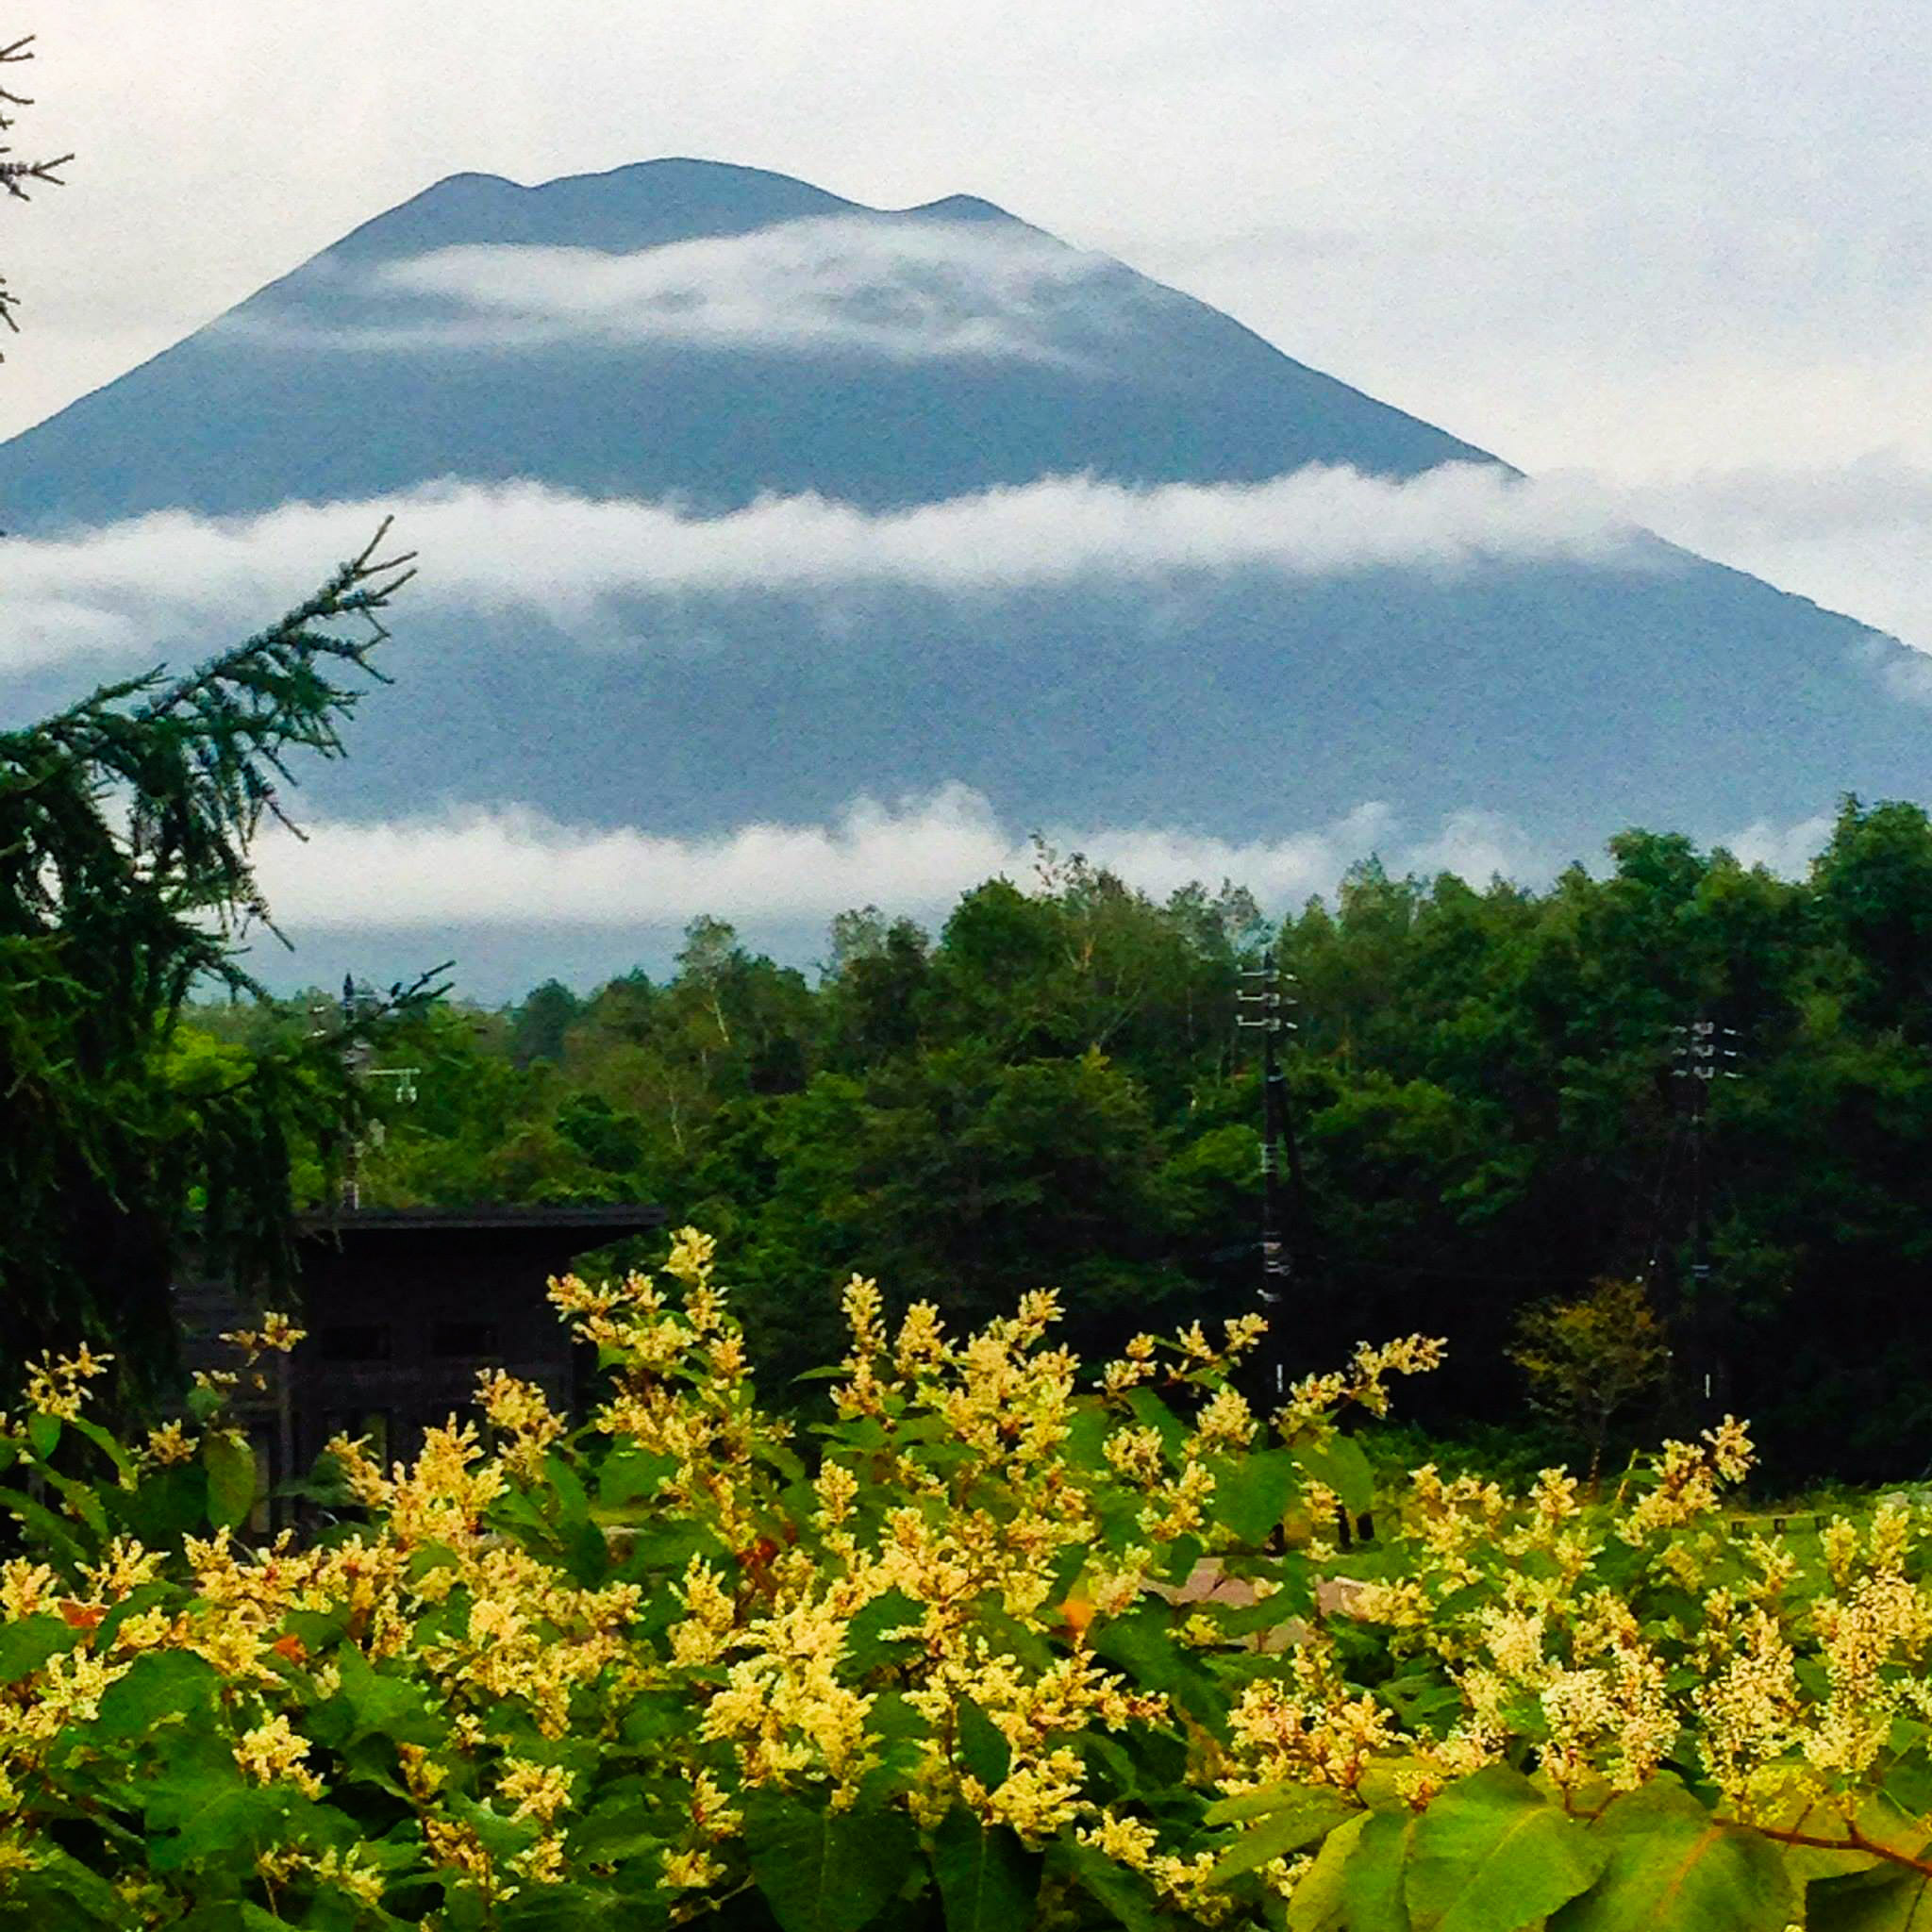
(0, 1235, 1928, 1929)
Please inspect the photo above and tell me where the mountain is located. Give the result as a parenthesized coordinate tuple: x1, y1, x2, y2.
(0, 157, 1925, 983)
(0, 159, 1485, 525)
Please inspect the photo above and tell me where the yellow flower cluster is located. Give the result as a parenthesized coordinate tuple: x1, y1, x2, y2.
(218, 1312, 307, 1361)
(19, 1342, 113, 1421)
(10, 1229, 1932, 1928)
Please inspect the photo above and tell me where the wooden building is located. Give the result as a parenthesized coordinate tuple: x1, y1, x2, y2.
(177, 1203, 664, 1521)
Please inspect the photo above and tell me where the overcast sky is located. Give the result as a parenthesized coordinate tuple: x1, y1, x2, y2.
(8, 3, 1932, 646)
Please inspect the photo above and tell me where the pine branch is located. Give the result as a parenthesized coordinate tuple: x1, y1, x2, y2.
(0, 524, 413, 986)
(0, 33, 65, 347)
(0, 151, 68, 199)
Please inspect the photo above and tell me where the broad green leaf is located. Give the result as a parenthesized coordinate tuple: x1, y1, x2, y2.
(66, 1412, 135, 1484)
(1210, 1787, 1357, 1882)
(167, 1906, 263, 1932)
(755, 1438, 807, 1483)
(92, 1649, 220, 1738)
(1289, 1810, 1372, 1932)
(143, 1772, 291, 1871)
(284, 1607, 351, 1656)
(743, 1789, 918, 1932)
(1407, 1767, 1606, 1932)
(1062, 1402, 1112, 1474)
(1294, 1437, 1375, 1518)
(614, 1519, 730, 1579)
(0, 1840, 125, 1925)
(597, 1446, 677, 1508)
(1056, 1840, 1168, 1932)
(1549, 1775, 1794, 1932)
(1124, 1389, 1188, 1468)
(1090, 1606, 1228, 1734)
(842, 1586, 924, 1677)
(0, 1483, 87, 1563)
(1207, 1778, 1352, 1826)
(502, 1883, 665, 1930)
(25, 1411, 61, 1461)
(968, 1601, 1054, 1673)
(931, 1807, 1040, 1932)
(202, 1429, 258, 1531)
(958, 1698, 1012, 1790)
(40, 1465, 108, 1539)
(1346, 1808, 1418, 1932)
(123, 1462, 209, 1549)
(449, 1789, 541, 1865)
(1212, 1448, 1302, 1545)
(542, 1449, 591, 1536)
(1808, 1870, 1932, 1932)
(571, 1793, 662, 1867)
(333, 1643, 444, 1746)
(0, 1611, 78, 1683)
(1159, 1534, 1207, 1586)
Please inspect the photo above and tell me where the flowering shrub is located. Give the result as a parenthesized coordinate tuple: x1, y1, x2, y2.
(1, 1232, 1930, 1930)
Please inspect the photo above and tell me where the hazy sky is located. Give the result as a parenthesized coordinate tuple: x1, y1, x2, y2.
(10, 1, 1932, 658)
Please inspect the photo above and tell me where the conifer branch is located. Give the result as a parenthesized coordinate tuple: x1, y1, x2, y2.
(0, 524, 415, 983)
(0, 32, 64, 341)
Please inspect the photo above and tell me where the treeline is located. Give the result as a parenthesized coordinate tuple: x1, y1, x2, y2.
(191, 800, 1932, 1482)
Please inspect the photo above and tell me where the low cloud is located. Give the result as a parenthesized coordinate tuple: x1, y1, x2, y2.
(248, 787, 1572, 932)
(0, 465, 1651, 676)
(239, 217, 1130, 366)
(1585, 453, 1932, 675)
(1714, 810, 1836, 876)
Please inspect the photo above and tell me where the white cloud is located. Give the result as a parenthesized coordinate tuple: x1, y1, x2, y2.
(247, 789, 1845, 939)
(297, 218, 1125, 364)
(1713, 811, 1836, 875)
(251, 788, 1540, 929)
(0, 464, 1651, 675)
(1400, 808, 1554, 884)
(1567, 453, 1932, 670)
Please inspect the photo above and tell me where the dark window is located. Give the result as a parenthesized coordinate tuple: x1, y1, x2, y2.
(431, 1320, 500, 1357)
(317, 1324, 389, 1361)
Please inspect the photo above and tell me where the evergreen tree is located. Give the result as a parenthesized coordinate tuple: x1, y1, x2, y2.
(0, 533, 435, 1392)
(0, 55, 438, 1391)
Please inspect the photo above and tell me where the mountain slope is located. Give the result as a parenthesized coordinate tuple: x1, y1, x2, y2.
(0, 159, 1488, 525)
(0, 156, 1924, 968)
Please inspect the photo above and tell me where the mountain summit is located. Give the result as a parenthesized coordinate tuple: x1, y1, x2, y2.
(0, 158, 1484, 525)
(0, 157, 1925, 957)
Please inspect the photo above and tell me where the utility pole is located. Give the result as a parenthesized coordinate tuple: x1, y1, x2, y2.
(313, 974, 421, 1213)
(1237, 949, 1304, 1406)
(1670, 1013, 1740, 1412)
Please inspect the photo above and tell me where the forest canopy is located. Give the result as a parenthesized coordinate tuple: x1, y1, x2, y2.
(186, 797, 1932, 1486)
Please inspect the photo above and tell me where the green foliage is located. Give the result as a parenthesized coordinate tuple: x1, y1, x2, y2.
(742, 1789, 919, 1932)
(1510, 1281, 1669, 1490)
(1404, 1768, 1606, 1932)
(1551, 1777, 1795, 1932)
(269, 796, 1932, 1482)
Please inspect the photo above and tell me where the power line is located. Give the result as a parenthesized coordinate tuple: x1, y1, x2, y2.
(1236, 948, 1307, 1402)
(310, 974, 424, 1211)
(1670, 1012, 1740, 1412)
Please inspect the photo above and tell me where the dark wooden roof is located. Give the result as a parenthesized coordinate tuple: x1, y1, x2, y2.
(296, 1204, 666, 1239)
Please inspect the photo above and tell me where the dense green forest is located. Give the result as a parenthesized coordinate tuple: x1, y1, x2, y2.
(188, 799, 1932, 1486)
